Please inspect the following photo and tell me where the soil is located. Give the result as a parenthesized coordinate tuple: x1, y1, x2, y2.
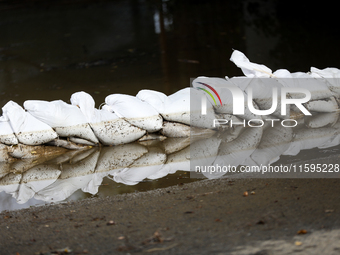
(1, 177, 339, 255)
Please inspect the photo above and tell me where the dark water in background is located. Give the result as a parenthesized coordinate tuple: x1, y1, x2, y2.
(1, 0, 340, 108)
(1, 0, 340, 210)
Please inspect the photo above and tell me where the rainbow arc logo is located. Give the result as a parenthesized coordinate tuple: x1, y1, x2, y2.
(196, 82, 223, 106)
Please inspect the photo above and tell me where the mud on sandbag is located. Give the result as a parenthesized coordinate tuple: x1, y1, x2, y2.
(2, 101, 58, 146)
(24, 100, 99, 144)
(105, 94, 163, 133)
(71, 91, 146, 145)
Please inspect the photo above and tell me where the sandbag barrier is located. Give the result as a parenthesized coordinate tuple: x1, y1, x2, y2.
(1, 50, 340, 163)
(1, 111, 340, 206)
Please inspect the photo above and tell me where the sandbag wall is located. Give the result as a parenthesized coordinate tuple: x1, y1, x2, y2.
(1, 50, 340, 163)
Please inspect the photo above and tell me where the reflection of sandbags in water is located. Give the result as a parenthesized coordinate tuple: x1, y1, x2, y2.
(46, 149, 88, 164)
(209, 127, 263, 179)
(35, 174, 96, 202)
(15, 165, 61, 204)
(153, 146, 191, 179)
(71, 92, 146, 145)
(95, 144, 148, 173)
(161, 121, 216, 138)
(283, 127, 338, 156)
(0, 172, 22, 186)
(7, 144, 67, 160)
(0, 116, 18, 145)
(59, 149, 100, 179)
(162, 137, 190, 154)
(35, 150, 100, 202)
(105, 94, 163, 133)
(10, 159, 41, 173)
(304, 97, 339, 113)
(24, 100, 99, 144)
(220, 125, 245, 144)
(2, 101, 58, 145)
(249, 124, 293, 166)
(0, 162, 11, 179)
(190, 135, 222, 173)
(304, 112, 339, 129)
(112, 147, 166, 185)
(68, 148, 99, 164)
(0, 173, 22, 198)
(0, 144, 11, 162)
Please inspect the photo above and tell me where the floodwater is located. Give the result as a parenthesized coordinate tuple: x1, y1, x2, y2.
(1, 0, 340, 211)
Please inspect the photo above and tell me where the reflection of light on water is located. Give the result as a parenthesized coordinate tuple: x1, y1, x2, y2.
(153, 0, 173, 34)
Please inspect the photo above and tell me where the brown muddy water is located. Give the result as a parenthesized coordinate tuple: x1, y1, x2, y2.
(1, 0, 340, 211)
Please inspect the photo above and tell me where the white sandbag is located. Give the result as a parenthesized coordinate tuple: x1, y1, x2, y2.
(160, 121, 216, 138)
(193, 76, 262, 121)
(2, 101, 57, 146)
(24, 99, 99, 144)
(70, 91, 145, 145)
(310, 67, 340, 97)
(0, 115, 18, 145)
(69, 137, 96, 146)
(230, 77, 289, 119)
(104, 94, 163, 133)
(273, 69, 334, 101)
(230, 50, 273, 78)
(136, 89, 168, 114)
(305, 97, 339, 113)
(161, 87, 218, 129)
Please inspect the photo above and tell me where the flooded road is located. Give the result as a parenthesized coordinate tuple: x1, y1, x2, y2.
(1, 0, 340, 212)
